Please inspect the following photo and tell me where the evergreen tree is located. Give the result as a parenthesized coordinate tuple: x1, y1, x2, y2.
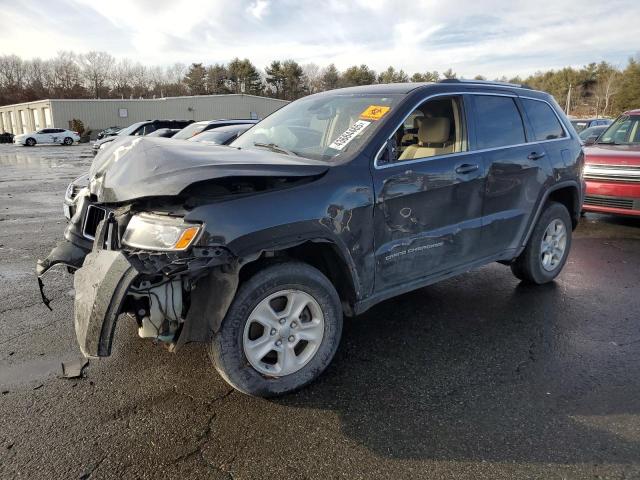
(227, 58, 263, 95)
(378, 66, 409, 83)
(340, 64, 376, 87)
(183, 63, 207, 95)
(206, 64, 229, 94)
(320, 64, 340, 91)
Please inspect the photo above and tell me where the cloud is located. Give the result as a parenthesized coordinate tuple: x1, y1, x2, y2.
(247, 0, 270, 20)
(0, 0, 638, 78)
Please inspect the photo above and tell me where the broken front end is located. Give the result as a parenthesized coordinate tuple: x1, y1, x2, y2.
(36, 136, 331, 360)
(39, 201, 238, 358)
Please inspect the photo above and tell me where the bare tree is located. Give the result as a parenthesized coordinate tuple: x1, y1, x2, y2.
(23, 58, 50, 100)
(147, 65, 166, 96)
(164, 63, 188, 96)
(111, 58, 133, 98)
(130, 62, 149, 98)
(50, 51, 84, 97)
(0, 55, 26, 90)
(594, 69, 619, 117)
(79, 51, 114, 98)
(302, 63, 322, 94)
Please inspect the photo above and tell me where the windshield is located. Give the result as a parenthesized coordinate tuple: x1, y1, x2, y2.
(579, 126, 605, 141)
(231, 93, 403, 161)
(597, 115, 640, 145)
(188, 130, 232, 144)
(173, 123, 207, 140)
(117, 122, 146, 136)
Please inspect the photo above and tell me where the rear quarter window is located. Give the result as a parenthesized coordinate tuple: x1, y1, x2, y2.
(521, 98, 565, 141)
(472, 95, 526, 149)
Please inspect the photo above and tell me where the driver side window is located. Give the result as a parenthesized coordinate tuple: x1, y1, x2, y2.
(379, 96, 466, 164)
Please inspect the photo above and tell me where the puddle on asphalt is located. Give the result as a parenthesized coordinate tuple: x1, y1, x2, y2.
(0, 355, 79, 389)
(0, 148, 93, 169)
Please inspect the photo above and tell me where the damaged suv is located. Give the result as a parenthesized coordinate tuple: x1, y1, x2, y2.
(38, 80, 583, 397)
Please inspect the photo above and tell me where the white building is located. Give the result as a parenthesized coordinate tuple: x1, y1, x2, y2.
(0, 94, 288, 136)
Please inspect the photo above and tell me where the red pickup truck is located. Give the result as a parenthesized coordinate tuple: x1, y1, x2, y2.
(583, 109, 640, 216)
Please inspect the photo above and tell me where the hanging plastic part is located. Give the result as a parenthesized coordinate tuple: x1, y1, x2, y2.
(37, 277, 52, 311)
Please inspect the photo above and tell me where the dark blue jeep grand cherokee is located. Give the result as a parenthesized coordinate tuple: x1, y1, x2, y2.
(38, 79, 583, 397)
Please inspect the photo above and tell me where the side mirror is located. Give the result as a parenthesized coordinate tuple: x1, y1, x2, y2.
(584, 135, 598, 146)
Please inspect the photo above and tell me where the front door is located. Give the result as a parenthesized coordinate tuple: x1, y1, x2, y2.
(371, 95, 486, 292)
(36, 129, 53, 144)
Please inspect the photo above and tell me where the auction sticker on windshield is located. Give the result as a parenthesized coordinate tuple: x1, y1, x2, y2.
(329, 120, 371, 151)
(360, 105, 391, 121)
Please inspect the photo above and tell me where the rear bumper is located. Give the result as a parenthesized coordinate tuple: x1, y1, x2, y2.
(584, 180, 640, 216)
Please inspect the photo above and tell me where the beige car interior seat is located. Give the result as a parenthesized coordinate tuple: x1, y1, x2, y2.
(400, 115, 424, 147)
(399, 117, 453, 160)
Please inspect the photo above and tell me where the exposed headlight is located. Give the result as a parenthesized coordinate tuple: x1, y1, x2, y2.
(122, 213, 202, 251)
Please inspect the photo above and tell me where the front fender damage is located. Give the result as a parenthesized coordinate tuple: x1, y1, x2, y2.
(172, 263, 239, 351)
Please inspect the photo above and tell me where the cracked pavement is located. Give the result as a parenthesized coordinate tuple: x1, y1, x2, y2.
(1, 144, 640, 479)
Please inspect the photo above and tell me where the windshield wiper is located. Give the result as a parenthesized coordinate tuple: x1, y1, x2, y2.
(596, 140, 619, 145)
(253, 142, 298, 156)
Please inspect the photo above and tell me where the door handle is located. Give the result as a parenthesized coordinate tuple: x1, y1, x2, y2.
(455, 163, 479, 174)
(527, 151, 546, 160)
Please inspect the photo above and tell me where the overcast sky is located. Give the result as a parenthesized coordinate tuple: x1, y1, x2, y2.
(1, 0, 638, 78)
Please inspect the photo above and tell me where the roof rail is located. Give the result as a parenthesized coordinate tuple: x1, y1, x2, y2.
(438, 78, 532, 89)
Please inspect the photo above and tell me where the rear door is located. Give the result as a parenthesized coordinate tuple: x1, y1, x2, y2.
(372, 94, 486, 292)
(469, 94, 552, 257)
(50, 128, 65, 144)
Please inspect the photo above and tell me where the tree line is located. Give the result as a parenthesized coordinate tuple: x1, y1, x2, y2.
(1, 51, 639, 117)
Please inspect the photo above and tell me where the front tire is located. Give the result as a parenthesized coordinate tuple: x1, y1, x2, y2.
(25, 138, 36, 146)
(511, 201, 572, 284)
(209, 261, 343, 397)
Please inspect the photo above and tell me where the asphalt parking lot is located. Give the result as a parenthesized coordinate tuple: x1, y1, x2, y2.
(1, 143, 639, 479)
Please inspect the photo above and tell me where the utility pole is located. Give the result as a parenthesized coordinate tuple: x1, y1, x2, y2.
(565, 83, 572, 115)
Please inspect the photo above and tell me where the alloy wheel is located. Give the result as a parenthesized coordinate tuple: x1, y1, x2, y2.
(540, 218, 567, 271)
(243, 289, 325, 377)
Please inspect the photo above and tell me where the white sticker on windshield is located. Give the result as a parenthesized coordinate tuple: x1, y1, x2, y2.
(329, 120, 371, 151)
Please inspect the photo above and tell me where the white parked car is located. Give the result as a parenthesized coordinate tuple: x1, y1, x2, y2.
(14, 128, 80, 146)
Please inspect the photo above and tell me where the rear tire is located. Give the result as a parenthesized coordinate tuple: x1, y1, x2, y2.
(25, 138, 36, 146)
(63, 137, 73, 145)
(511, 201, 572, 284)
(209, 261, 343, 397)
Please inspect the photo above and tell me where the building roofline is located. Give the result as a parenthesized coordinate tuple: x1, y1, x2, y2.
(48, 93, 289, 103)
(0, 99, 52, 109)
(0, 93, 288, 110)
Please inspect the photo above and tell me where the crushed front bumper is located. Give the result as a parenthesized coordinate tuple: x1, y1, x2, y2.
(73, 250, 139, 357)
(36, 240, 89, 276)
(38, 207, 239, 359)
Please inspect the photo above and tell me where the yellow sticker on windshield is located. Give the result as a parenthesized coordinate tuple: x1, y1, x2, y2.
(360, 105, 391, 121)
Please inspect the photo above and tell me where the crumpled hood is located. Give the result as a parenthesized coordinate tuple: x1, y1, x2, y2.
(88, 136, 329, 203)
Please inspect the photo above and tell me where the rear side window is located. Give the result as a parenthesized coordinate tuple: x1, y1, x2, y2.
(472, 96, 525, 149)
(522, 98, 565, 141)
